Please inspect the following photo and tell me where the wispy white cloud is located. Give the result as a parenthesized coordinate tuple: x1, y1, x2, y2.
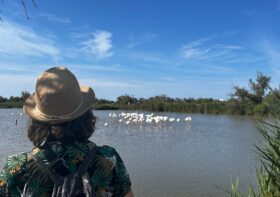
(183, 35, 216, 49)
(217, 44, 243, 50)
(181, 36, 243, 61)
(81, 30, 113, 59)
(0, 64, 44, 74)
(69, 32, 91, 40)
(0, 21, 60, 60)
(68, 64, 129, 72)
(0, 63, 129, 75)
(127, 33, 158, 48)
(129, 51, 170, 64)
(39, 13, 71, 24)
(203, 65, 234, 73)
(80, 78, 142, 89)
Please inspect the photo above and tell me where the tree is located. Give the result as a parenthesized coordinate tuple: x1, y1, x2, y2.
(21, 90, 31, 101)
(116, 94, 137, 106)
(9, 96, 21, 102)
(231, 86, 250, 102)
(232, 72, 271, 104)
(0, 96, 7, 102)
(248, 72, 271, 104)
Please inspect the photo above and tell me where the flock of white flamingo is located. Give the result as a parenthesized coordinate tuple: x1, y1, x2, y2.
(10, 112, 23, 116)
(104, 112, 192, 127)
(9, 111, 192, 127)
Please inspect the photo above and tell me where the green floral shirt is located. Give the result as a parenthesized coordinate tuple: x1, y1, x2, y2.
(0, 141, 131, 197)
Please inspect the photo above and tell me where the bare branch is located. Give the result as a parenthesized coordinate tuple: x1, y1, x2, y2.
(0, 0, 2, 22)
(0, 0, 37, 21)
(31, 0, 37, 8)
(20, 0, 30, 20)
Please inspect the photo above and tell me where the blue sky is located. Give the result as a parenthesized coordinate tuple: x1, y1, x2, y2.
(0, 0, 280, 100)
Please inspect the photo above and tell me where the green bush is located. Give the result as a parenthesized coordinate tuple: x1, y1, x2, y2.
(253, 104, 269, 116)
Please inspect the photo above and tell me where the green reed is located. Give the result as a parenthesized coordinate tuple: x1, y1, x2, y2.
(230, 87, 280, 197)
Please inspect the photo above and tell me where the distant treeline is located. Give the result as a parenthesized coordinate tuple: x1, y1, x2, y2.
(96, 73, 280, 116)
(1, 73, 279, 116)
(0, 91, 30, 108)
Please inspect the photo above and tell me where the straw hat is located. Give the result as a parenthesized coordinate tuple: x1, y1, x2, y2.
(23, 66, 95, 124)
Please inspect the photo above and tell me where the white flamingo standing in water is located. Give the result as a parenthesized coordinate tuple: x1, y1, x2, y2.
(185, 116, 192, 122)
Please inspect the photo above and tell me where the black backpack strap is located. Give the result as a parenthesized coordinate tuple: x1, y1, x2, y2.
(30, 144, 97, 183)
(31, 153, 64, 185)
(78, 144, 98, 174)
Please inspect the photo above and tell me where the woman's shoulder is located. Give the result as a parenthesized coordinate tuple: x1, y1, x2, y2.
(96, 145, 118, 157)
(93, 145, 119, 168)
(1, 152, 28, 172)
(91, 144, 132, 196)
(0, 152, 29, 193)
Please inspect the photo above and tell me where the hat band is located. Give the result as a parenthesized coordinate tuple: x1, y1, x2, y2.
(35, 96, 84, 120)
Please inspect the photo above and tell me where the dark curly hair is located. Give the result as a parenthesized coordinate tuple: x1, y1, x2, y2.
(27, 109, 97, 147)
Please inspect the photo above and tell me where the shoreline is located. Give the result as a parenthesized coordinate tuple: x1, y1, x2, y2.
(0, 102, 268, 118)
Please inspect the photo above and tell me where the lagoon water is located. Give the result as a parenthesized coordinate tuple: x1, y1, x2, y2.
(0, 109, 261, 197)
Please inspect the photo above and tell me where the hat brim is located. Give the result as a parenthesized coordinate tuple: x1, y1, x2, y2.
(23, 86, 95, 124)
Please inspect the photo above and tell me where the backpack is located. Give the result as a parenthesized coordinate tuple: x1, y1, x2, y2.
(23, 146, 98, 197)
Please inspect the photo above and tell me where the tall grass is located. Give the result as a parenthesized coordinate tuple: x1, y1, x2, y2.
(231, 88, 280, 197)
